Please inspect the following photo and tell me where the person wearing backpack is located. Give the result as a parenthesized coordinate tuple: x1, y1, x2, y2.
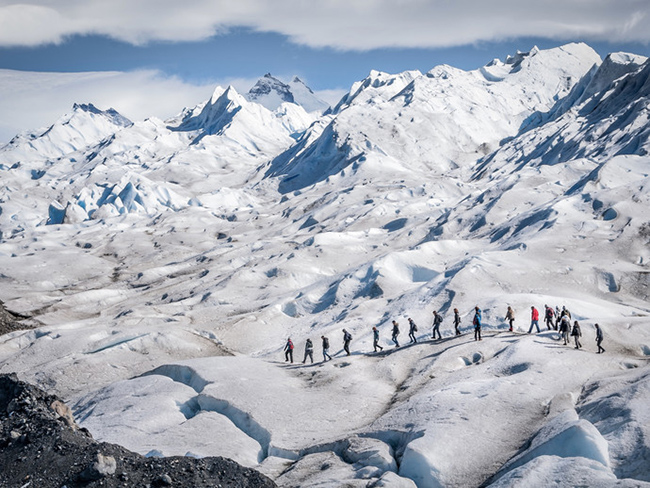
(505, 306, 515, 332)
(544, 305, 555, 330)
(342, 329, 352, 356)
(559, 314, 571, 345)
(528, 306, 541, 333)
(453, 308, 461, 335)
(571, 321, 583, 349)
(595, 324, 605, 353)
(373, 326, 384, 352)
(284, 337, 294, 363)
(391, 321, 400, 347)
(473, 306, 482, 341)
(321, 335, 332, 361)
(302, 338, 314, 364)
(431, 311, 443, 340)
(408, 318, 418, 343)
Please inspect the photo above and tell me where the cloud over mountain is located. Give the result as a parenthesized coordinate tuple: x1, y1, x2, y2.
(0, 1, 648, 49)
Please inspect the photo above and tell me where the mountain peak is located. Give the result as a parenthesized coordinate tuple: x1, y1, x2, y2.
(245, 74, 329, 113)
(246, 74, 295, 109)
(70, 103, 132, 128)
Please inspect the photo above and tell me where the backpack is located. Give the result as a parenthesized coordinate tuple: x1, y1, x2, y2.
(323, 337, 329, 348)
(306, 339, 313, 349)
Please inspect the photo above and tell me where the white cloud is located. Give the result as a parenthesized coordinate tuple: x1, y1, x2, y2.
(0, 0, 648, 49)
(0, 69, 220, 142)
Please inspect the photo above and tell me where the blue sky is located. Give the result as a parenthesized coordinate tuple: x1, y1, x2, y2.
(2, 30, 650, 93)
(1, 1, 649, 142)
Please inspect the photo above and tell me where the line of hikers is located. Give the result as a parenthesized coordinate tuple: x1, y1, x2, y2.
(283, 304, 606, 363)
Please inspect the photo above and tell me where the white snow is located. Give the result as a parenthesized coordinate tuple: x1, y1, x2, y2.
(1, 43, 650, 487)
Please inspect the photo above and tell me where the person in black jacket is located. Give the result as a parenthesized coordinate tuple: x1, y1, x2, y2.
(595, 324, 605, 354)
(342, 329, 352, 356)
(432, 311, 442, 340)
(571, 321, 582, 349)
(453, 308, 462, 336)
(505, 306, 515, 332)
(391, 321, 400, 347)
(321, 335, 332, 361)
(284, 338, 294, 363)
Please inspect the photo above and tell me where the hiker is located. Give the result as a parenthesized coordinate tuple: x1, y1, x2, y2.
(473, 306, 482, 341)
(342, 329, 352, 356)
(559, 314, 571, 345)
(505, 306, 515, 332)
(321, 335, 332, 361)
(284, 337, 294, 363)
(408, 318, 418, 343)
(373, 326, 384, 352)
(571, 321, 583, 349)
(431, 311, 442, 340)
(595, 324, 605, 354)
(391, 320, 400, 347)
(544, 305, 555, 330)
(555, 306, 562, 328)
(302, 338, 314, 364)
(453, 308, 461, 335)
(528, 306, 541, 333)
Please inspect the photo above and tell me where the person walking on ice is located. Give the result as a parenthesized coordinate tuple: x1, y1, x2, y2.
(431, 311, 442, 340)
(391, 320, 400, 347)
(302, 338, 314, 364)
(505, 306, 515, 332)
(453, 308, 461, 336)
(408, 318, 418, 343)
(321, 335, 332, 361)
(372, 327, 384, 352)
(284, 337, 294, 363)
(528, 306, 541, 333)
(342, 329, 352, 356)
(473, 306, 482, 341)
(571, 321, 583, 349)
(373, 326, 384, 352)
(559, 314, 571, 345)
(595, 323, 605, 353)
(544, 305, 555, 330)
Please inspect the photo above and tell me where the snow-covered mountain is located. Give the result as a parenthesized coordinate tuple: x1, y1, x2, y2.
(245, 73, 330, 113)
(1, 43, 649, 487)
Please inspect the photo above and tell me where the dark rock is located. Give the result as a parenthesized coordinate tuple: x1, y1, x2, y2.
(0, 373, 277, 488)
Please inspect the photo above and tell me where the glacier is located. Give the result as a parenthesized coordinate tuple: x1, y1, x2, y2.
(0, 42, 649, 487)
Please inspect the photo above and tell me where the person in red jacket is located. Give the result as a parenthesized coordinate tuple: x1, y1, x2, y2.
(528, 306, 541, 333)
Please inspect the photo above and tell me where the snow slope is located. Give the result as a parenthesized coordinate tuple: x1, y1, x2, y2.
(0, 43, 649, 487)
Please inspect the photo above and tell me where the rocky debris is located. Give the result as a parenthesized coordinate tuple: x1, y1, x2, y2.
(0, 373, 277, 488)
(0, 299, 31, 336)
